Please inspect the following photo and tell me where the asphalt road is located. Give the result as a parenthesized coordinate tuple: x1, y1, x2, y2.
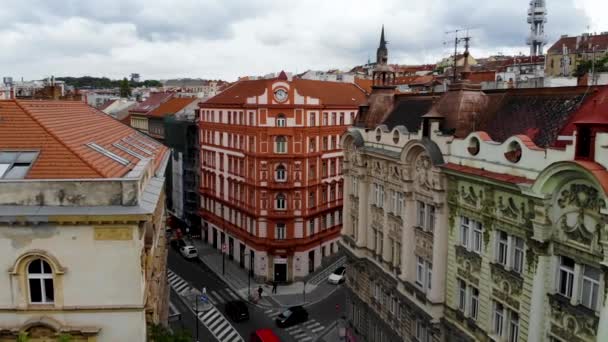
(168, 248, 347, 342)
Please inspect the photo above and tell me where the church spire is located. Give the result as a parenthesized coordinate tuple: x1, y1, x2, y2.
(380, 25, 387, 49)
(376, 25, 388, 65)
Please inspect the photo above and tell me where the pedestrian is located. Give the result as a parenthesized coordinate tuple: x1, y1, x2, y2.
(257, 286, 263, 300)
(272, 280, 278, 294)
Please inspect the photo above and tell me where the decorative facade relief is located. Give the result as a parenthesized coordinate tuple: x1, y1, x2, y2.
(414, 153, 433, 190)
(555, 183, 606, 245)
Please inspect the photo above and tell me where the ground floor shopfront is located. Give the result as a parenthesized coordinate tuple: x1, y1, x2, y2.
(202, 219, 340, 282)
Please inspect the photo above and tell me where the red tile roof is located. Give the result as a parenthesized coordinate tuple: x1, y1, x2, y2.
(395, 75, 437, 86)
(147, 97, 197, 118)
(130, 92, 174, 114)
(442, 163, 534, 184)
(0, 100, 168, 179)
(548, 33, 608, 54)
(204, 78, 367, 106)
(557, 86, 608, 139)
(467, 71, 496, 84)
(354, 78, 373, 94)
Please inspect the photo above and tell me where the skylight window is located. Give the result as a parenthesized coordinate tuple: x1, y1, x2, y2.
(86, 143, 130, 166)
(113, 142, 147, 160)
(0, 151, 38, 179)
(122, 137, 153, 155)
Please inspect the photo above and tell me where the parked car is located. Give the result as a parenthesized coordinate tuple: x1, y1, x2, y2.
(179, 245, 198, 259)
(328, 266, 346, 284)
(225, 300, 249, 322)
(250, 329, 280, 342)
(170, 238, 186, 251)
(275, 306, 308, 328)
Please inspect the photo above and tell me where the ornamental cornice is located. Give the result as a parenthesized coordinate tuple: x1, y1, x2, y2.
(490, 262, 523, 297)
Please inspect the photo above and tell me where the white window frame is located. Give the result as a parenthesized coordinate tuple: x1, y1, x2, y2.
(508, 311, 519, 342)
(276, 114, 286, 127)
(496, 231, 509, 265)
(460, 216, 483, 254)
(417, 201, 426, 227)
(458, 279, 466, 311)
(557, 256, 575, 298)
(581, 264, 601, 310)
(276, 223, 286, 240)
(512, 236, 525, 274)
(396, 192, 404, 217)
(493, 301, 504, 337)
(275, 165, 287, 182)
(27, 259, 54, 304)
(275, 136, 287, 153)
(470, 286, 479, 320)
(276, 194, 287, 210)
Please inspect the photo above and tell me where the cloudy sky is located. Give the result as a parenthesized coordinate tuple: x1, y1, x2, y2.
(0, 0, 605, 81)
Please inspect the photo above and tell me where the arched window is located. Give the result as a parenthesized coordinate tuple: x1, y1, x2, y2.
(276, 193, 286, 210)
(28, 259, 54, 304)
(276, 136, 287, 153)
(276, 114, 286, 127)
(276, 164, 287, 181)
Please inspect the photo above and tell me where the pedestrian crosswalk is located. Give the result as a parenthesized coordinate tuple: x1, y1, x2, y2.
(167, 270, 193, 295)
(208, 288, 241, 305)
(263, 309, 325, 342)
(167, 270, 244, 342)
(307, 255, 347, 286)
(198, 307, 243, 342)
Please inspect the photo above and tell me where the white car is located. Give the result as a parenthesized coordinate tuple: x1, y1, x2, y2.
(328, 266, 346, 284)
(180, 245, 198, 259)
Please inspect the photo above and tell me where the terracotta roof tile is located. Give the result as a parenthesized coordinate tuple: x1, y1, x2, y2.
(0, 100, 168, 179)
(130, 92, 174, 114)
(203, 78, 366, 106)
(548, 33, 608, 54)
(147, 97, 197, 118)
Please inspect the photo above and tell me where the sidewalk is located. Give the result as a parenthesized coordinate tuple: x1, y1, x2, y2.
(192, 239, 338, 308)
(316, 319, 361, 342)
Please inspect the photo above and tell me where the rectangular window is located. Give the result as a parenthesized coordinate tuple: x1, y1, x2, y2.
(323, 113, 328, 125)
(427, 205, 435, 233)
(458, 279, 466, 311)
(309, 220, 315, 236)
(558, 256, 575, 298)
(416, 256, 425, 288)
(472, 221, 483, 253)
(276, 224, 286, 240)
(509, 311, 519, 342)
(415, 320, 428, 342)
(322, 137, 328, 150)
(581, 265, 600, 310)
(470, 287, 479, 320)
(460, 217, 470, 247)
(497, 231, 509, 265)
(417, 201, 426, 227)
(396, 192, 404, 216)
(493, 302, 504, 336)
(512, 237, 524, 273)
(309, 138, 316, 152)
(309, 112, 316, 126)
(427, 262, 432, 290)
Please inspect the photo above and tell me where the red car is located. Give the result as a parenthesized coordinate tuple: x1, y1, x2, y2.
(250, 329, 280, 342)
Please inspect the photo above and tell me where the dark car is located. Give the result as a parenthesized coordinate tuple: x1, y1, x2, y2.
(275, 306, 308, 328)
(225, 300, 249, 322)
(170, 239, 186, 251)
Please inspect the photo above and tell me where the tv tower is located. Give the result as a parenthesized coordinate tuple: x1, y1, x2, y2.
(527, 0, 547, 56)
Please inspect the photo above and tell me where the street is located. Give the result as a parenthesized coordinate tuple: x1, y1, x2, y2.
(168, 248, 347, 342)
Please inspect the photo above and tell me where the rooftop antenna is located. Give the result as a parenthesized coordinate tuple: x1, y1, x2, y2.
(445, 29, 473, 82)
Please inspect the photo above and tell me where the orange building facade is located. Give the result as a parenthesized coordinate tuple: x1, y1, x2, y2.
(198, 73, 366, 282)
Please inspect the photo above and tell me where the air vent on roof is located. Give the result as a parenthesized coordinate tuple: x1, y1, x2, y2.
(86, 143, 130, 166)
(113, 143, 147, 160)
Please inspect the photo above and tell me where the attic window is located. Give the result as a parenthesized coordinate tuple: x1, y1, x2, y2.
(376, 129, 382, 142)
(504, 141, 522, 163)
(86, 143, 130, 166)
(0, 151, 38, 179)
(393, 130, 400, 144)
(468, 137, 480, 156)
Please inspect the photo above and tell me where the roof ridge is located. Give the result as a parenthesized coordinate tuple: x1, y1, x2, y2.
(14, 100, 104, 178)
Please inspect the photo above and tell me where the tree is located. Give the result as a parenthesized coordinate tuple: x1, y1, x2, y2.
(120, 77, 132, 98)
(148, 324, 190, 342)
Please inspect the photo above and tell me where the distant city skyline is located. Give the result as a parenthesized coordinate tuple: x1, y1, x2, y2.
(0, 0, 605, 81)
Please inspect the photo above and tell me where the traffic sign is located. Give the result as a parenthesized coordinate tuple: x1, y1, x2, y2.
(202, 287, 207, 294)
(200, 295, 208, 303)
